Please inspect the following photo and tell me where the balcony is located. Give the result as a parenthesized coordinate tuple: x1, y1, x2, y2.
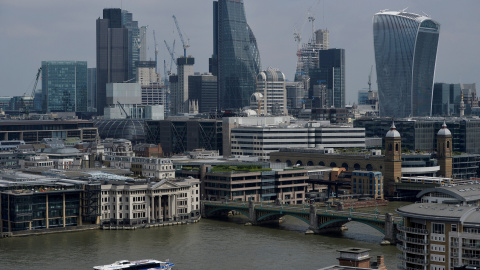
(397, 254, 429, 266)
(463, 243, 480, 250)
(397, 234, 429, 244)
(397, 244, 429, 255)
(462, 253, 480, 260)
(397, 263, 425, 270)
(397, 225, 428, 235)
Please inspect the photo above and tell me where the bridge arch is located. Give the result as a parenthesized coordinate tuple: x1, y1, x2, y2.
(205, 207, 250, 218)
(318, 218, 385, 234)
(257, 212, 310, 225)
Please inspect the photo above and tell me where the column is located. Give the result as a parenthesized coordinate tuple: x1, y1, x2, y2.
(46, 194, 49, 229)
(157, 195, 161, 222)
(63, 193, 66, 227)
(147, 195, 151, 224)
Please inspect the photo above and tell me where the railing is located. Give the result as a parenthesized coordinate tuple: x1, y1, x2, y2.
(397, 225, 428, 235)
(397, 244, 429, 255)
(397, 234, 428, 244)
(397, 254, 429, 265)
(396, 263, 422, 270)
(463, 243, 480, 250)
(462, 253, 480, 260)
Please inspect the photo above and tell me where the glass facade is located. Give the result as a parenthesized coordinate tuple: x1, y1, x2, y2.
(373, 11, 440, 118)
(41, 61, 87, 113)
(214, 0, 261, 110)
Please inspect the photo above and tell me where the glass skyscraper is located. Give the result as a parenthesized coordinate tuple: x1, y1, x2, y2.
(212, 0, 261, 111)
(373, 11, 440, 118)
(41, 61, 88, 113)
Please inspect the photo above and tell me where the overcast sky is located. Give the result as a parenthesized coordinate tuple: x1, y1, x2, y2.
(1, 0, 479, 104)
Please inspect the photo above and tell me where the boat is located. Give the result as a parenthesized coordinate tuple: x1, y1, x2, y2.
(93, 259, 174, 270)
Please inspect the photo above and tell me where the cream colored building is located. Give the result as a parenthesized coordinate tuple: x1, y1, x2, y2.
(100, 177, 200, 225)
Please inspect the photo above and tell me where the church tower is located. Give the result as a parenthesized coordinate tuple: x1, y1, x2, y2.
(437, 121, 453, 178)
(384, 122, 402, 197)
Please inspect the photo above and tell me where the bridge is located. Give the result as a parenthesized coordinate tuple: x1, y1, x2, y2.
(201, 201, 402, 243)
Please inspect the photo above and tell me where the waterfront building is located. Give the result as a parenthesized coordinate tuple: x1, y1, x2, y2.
(202, 164, 308, 204)
(41, 61, 88, 113)
(256, 68, 287, 115)
(100, 177, 200, 225)
(212, 0, 261, 110)
(397, 184, 480, 270)
(96, 8, 129, 115)
(188, 73, 218, 113)
(0, 172, 100, 235)
(373, 11, 440, 117)
(351, 171, 384, 200)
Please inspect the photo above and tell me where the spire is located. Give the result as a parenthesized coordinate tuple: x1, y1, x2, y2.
(386, 121, 401, 138)
(437, 120, 452, 136)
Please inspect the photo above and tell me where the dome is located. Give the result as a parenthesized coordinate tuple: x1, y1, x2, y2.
(386, 122, 401, 138)
(437, 121, 452, 136)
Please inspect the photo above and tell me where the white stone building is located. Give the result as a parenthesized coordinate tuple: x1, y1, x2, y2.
(100, 177, 200, 225)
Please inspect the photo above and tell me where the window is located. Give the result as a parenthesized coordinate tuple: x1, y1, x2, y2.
(432, 223, 445, 234)
(451, 224, 457, 232)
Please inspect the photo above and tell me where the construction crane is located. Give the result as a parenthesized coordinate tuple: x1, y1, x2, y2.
(172, 15, 190, 57)
(22, 67, 42, 118)
(164, 39, 176, 73)
(153, 30, 159, 73)
(368, 65, 373, 92)
(117, 101, 130, 119)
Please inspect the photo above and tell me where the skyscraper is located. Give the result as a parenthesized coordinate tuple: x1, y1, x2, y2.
(171, 57, 195, 115)
(373, 11, 440, 118)
(41, 61, 87, 113)
(309, 48, 345, 108)
(96, 8, 129, 116)
(256, 68, 287, 115)
(212, 0, 261, 111)
(87, 67, 96, 112)
(188, 73, 218, 113)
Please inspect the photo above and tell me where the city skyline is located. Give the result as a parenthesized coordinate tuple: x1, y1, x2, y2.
(1, 0, 479, 105)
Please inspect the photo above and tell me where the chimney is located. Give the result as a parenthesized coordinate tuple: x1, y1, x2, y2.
(376, 255, 387, 270)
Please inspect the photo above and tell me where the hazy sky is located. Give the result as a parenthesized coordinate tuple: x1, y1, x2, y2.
(1, 0, 479, 104)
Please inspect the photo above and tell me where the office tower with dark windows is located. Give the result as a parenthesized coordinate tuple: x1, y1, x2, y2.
(96, 8, 129, 116)
(122, 10, 146, 82)
(309, 48, 345, 108)
(212, 0, 261, 111)
(87, 68, 97, 112)
(188, 73, 218, 113)
(41, 61, 88, 113)
(373, 11, 440, 118)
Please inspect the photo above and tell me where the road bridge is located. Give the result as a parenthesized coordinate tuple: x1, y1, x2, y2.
(201, 201, 402, 243)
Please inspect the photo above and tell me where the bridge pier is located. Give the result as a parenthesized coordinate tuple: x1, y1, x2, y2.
(383, 213, 396, 244)
(247, 200, 257, 225)
(308, 204, 318, 234)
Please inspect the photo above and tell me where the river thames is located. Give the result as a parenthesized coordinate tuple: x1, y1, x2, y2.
(0, 202, 407, 269)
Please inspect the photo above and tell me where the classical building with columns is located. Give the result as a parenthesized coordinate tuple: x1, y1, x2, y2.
(100, 177, 200, 226)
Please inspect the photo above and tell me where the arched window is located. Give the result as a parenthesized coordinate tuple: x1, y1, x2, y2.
(330, 162, 337, 167)
(286, 160, 292, 167)
(366, 164, 373, 171)
(388, 144, 393, 151)
(307, 161, 314, 166)
(318, 161, 325, 166)
(354, 163, 361, 170)
(395, 143, 399, 151)
(296, 160, 303, 166)
(342, 163, 349, 171)
(447, 141, 450, 148)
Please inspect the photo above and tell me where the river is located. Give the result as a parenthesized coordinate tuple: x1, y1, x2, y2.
(0, 202, 408, 270)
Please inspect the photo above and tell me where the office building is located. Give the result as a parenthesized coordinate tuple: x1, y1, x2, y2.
(41, 61, 87, 113)
(286, 81, 306, 112)
(87, 68, 97, 112)
(137, 61, 168, 116)
(255, 68, 287, 115)
(96, 8, 129, 115)
(171, 57, 194, 115)
(309, 48, 346, 108)
(122, 10, 146, 82)
(374, 11, 440, 117)
(188, 73, 218, 113)
(212, 0, 261, 110)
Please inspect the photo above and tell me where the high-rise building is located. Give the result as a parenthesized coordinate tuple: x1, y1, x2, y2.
(137, 61, 169, 116)
(96, 8, 129, 116)
(432, 83, 461, 116)
(309, 48, 345, 108)
(171, 57, 195, 115)
(122, 10, 147, 82)
(41, 61, 87, 113)
(373, 11, 440, 118)
(87, 68, 97, 112)
(212, 0, 261, 110)
(188, 73, 218, 113)
(256, 68, 287, 115)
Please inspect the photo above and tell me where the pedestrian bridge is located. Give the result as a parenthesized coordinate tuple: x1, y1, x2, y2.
(201, 201, 402, 243)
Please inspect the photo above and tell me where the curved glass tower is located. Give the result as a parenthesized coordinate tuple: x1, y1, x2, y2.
(213, 0, 261, 110)
(373, 11, 440, 118)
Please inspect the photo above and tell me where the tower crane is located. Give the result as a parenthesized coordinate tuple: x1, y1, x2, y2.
(153, 30, 159, 73)
(22, 67, 42, 118)
(164, 39, 176, 73)
(172, 15, 190, 57)
(368, 65, 373, 93)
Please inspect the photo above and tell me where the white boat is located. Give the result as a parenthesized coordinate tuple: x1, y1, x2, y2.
(93, 259, 174, 270)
